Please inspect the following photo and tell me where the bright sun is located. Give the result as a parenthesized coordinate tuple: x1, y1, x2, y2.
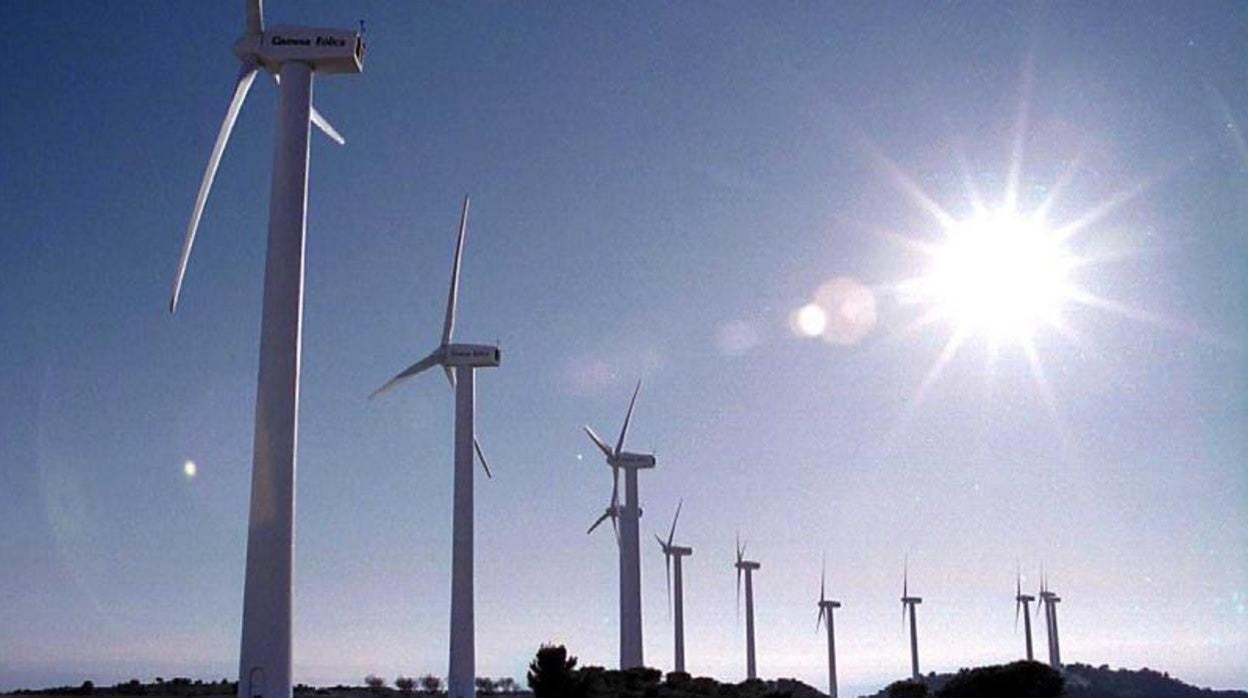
(920, 208, 1076, 342)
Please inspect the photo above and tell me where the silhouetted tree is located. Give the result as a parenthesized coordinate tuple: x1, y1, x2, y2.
(527, 645, 581, 698)
(365, 675, 386, 693)
(495, 678, 517, 694)
(475, 678, 496, 695)
(419, 675, 443, 693)
(395, 676, 415, 695)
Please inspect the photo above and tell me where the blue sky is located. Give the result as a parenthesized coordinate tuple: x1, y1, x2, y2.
(1, 1, 1245, 695)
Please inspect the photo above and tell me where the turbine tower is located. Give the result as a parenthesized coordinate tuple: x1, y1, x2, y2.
(816, 561, 842, 698)
(1037, 575, 1063, 669)
(734, 536, 762, 680)
(371, 197, 500, 698)
(167, 4, 362, 698)
(1015, 571, 1036, 662)
(655, 500, 693, 674)
(584, 382, 655, 669)
(900, 563, 923, 681)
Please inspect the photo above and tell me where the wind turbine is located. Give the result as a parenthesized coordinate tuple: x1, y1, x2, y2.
(900, 561, 923, 682)
(1037, 574, 1063, 669)
(734, 535, 762, 680)
(1014, 570, 1036, 662)
(167, 4, 362, 698)
(654, 500, 693, 674)
(584, 381, 655, 669)
(816, 560, 842, 698)
(371, 196, 500, 698)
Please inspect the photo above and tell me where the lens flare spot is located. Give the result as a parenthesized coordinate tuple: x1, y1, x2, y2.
(815, 277, 878, 345)
(183, 460, 198, 479)
(792, 303, 828, 338)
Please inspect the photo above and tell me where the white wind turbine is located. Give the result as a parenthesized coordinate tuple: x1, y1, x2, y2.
(1037, 574, 1063, 669)
(900, 562, 923, 682)
(816, 560, 842, 698)
(654, 500, 693, 674)
(1015, 570, 1036, 662)
(167, 3, 362, 698)
(584, 381, 655, 669)
(734, 535, 762, 681)
(371, 196, 500, 698)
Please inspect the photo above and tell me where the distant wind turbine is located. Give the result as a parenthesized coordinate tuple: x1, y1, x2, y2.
(371, 196, 501, 698)
(655, 500, 693, 673)
(1037, 574, 1063, 669)
(1015, 570, 1036, 661)
(816, 559, 842, 698)
(167, 3, 362, 698)
(584, 381, 656, 669)
(734, 535, 762, 680)
(900, 561, 923, 681)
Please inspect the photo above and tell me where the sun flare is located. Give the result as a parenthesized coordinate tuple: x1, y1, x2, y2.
(917, 209, 1077, 343)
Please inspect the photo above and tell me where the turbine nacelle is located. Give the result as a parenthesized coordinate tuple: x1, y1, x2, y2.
(233, 25, 364, 74)
(666, 545, 693, 556)
(735, 560, 761, 571)
(818, 600, 842, 609)
(445, 343, 501, 367)
(610, 451, 656, 469)
(1016, 594, 1036, 602)
(901, 596, 923, 604)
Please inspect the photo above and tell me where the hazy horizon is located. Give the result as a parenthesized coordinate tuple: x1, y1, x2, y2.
(1, 1, 1244, 694)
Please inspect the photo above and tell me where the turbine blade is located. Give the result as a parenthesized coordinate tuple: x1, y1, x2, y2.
(169, 62, 258, 313)
(1015, 598, 1021, 631)
(611, 510, 619, 545)
(473, 436, 492, 479)
(820, 561, 827, 605)
(583, 425, 613, 457)
(667, 499, 683, 547)
(442, 196, 469, 347)
(443, 365, 456, 389)
(654, 533, 666, 549)
(245, 0, 263, 35)
(587, 510, 610, 535)
(665, 550, 673, 618)
(369, 349, 442, 399)
(310, 105, 345, 145)
(817, 605, 825, 632)
(610, 463, 620, 510)
(904, 556, 909, 598)
(615, 380, 641, 455)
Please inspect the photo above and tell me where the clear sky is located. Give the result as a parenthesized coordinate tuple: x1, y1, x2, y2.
(1, 2, 1245, 695)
